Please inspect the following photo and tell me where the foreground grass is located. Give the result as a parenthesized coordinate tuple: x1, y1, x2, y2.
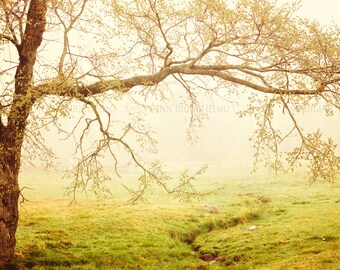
(13, 174, 340, 269)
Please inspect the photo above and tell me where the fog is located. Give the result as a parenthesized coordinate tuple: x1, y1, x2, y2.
(19, 0, 340, 181)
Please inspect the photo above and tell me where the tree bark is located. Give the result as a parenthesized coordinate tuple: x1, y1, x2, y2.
(0, 154, 20, 268)
(0, 114, 26, 267)
(0, 0, 47, 266)
(0, 101, 30, 268)
(0, 116, 23, 266)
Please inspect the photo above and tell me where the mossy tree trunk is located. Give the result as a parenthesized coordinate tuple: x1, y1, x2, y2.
(0, 0, 47, 266)
(0, 89, 34, 267)
(0, 138, 20, 267)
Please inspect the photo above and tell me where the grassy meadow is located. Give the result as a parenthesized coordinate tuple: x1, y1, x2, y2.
(11, 169, 340, 269)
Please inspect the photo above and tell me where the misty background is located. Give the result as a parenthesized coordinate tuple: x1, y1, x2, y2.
(15, 0, 340, 196)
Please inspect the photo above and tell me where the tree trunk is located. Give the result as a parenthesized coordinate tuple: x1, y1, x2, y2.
(0, 106, 33, 267)
(0, 161, 19, 268)
(0, 104, 31, 268)
(0, 125, 23, 268)
(0, 0, 47, 267)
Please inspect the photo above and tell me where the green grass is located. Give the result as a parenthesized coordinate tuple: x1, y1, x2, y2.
(12, 172, 340, 269)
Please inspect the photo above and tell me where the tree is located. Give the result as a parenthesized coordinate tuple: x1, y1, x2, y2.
(1, 0, 339, 266)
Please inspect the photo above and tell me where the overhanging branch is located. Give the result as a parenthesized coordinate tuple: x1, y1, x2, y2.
(34, 63, 338, 99)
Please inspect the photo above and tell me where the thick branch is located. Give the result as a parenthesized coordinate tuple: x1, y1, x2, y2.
(37, 65, 331, 98)
(6, 0, 47, 146)
(14, 0, 47, 92)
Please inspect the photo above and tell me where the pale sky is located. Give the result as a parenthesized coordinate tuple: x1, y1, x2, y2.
(298, 0, 339, 24)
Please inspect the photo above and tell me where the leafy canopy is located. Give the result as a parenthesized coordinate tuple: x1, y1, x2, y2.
(0, 0, 339, 201)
